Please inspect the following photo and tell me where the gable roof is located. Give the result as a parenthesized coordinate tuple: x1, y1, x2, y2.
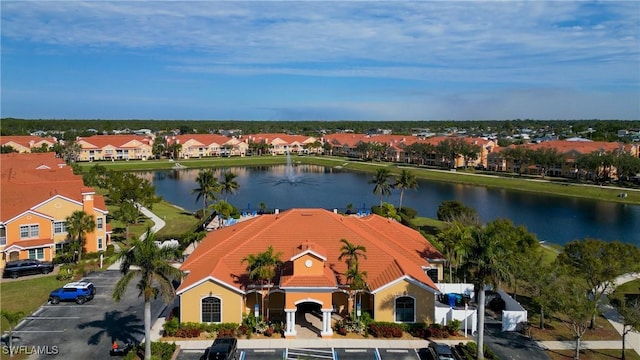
(177, 208, 443, 295)
(75, 135, 152, 149)
(1, 153, 107, 222)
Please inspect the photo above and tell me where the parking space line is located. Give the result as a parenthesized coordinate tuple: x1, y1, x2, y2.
(13, 330, 65, 333)
(25, 316, 81, 320)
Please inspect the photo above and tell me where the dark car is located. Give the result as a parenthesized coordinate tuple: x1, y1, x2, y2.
(2, 259, 54, 279)
(428, 342, 456, 360)
(200, 337, 238, 360)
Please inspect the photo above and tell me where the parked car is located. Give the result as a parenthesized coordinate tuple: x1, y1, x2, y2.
(428, 342, 456, 360)
(64, 280, 96, 296)
(200, 337, 238, 360)
(49, 283, 95, 305)
(2, 259, 54, 279)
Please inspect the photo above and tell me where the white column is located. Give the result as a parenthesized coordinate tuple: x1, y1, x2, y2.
(284, 309, 297, 336)
(320, 309, 333, 337)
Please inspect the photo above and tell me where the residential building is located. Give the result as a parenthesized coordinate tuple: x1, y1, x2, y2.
(0, 153, 110, 269)
(165, 134, 247, 158)
(177, 208, 446, 338)
(245, 134, 321, 155)
(0, 135, 57, 153)
(75, 135, 154, 161)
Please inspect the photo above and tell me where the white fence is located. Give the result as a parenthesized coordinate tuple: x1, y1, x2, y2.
(434, 305, 477, 336)
(497, 289, 528, 331)
(436, 283, 475, 301)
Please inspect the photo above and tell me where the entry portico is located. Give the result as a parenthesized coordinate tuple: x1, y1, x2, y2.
(176, 208, 445, 338)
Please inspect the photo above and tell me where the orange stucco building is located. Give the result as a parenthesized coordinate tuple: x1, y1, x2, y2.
(0, 153, 110, 269)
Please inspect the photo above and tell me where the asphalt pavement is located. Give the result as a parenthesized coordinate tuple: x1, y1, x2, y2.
(4, 270, 166, 360)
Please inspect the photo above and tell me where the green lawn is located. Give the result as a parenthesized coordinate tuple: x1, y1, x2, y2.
(614, 279, 640, 295)
(0, 276, 66, 332)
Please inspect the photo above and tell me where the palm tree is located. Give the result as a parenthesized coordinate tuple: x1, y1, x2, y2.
(112, 229, 183, 360)
(191, 169, 220, 216)
(460, 225, 510, 360)
(345, 264, 368, 317)
(1, 310, 25, 357)
(338, 239, 367, 271)
(65, 210, 96, 262)
(242, 246, 282, 319)
(369, 168, 392, 207)
(220, 171, 240, 201)
(437, 221, 472, 282)
(394, 169, 418, 210)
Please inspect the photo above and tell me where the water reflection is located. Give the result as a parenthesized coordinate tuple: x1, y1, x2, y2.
(141, 166, 640, 246)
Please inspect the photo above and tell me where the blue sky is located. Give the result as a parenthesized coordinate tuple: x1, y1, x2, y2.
(1, 1, 639, 121)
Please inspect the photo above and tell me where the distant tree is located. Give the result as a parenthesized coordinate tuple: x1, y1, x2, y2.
(576, 151, 615, 183)
(394, 169, 418, 210)
(220, 171, 240, 201)
(547, 275, 593, 360)
(65, 210, 96, 262)
(376, 202, 401, 221)
(355, 142, 372, 160)
(369, 168, 392, 207)
(107, 172, 157, 209)
(614, 152, 640, 182)
(437, 200, 478, 223)
(83, 164, 109, 187)
(114, 201, 140, 241)
(437, 221, 473, 282)
(241, 246, 282, 319)
(530, 147, 563, 178)
(1, 310, 25, 357)
(0, 145, 18, 153)
(191, 169, 220, 216)
(558, 238, 640, 329)
(520, 251, 560, 330)
(610, 295, 640, 360)
(502, 146, 533, 176)
(211, 200, 236, 227)
(30, 143, 52, 153)
(151, 137, 166, 159)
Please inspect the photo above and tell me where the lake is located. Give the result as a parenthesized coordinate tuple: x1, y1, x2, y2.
(142, 164, 640, 247)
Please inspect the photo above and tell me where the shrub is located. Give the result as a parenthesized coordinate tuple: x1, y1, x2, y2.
(368, 322, 405, 338)
(55, 264, 75, 281)
(162, 317, 179, 337)
(447, 319, 461, 335)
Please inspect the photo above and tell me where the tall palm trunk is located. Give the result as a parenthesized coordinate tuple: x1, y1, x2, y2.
(144, 299, 151, 360)
(477, 284, 485, 360)
(399, 190, 405, 210)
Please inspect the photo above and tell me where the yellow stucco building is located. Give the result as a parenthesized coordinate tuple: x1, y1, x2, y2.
(177, 209, 444, 338)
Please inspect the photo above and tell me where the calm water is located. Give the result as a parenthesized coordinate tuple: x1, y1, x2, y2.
(142, 164, 640, 247)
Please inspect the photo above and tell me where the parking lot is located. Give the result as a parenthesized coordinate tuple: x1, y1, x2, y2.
(7, 270, 166, 360)
(178, 347, 434, 360)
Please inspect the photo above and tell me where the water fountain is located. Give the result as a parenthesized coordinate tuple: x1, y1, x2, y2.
(274, 151, 305, 185)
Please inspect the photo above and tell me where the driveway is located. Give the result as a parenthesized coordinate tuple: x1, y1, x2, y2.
(483, 321, 550, 360)
(5, 270, 166, 360)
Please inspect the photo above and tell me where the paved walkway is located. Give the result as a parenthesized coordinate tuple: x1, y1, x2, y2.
(107, 204, 166, 271)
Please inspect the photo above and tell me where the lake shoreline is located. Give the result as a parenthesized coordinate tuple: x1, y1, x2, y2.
(78, 155, 640, 206)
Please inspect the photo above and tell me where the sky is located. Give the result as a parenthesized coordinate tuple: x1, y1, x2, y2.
(1, 1, 639, 121)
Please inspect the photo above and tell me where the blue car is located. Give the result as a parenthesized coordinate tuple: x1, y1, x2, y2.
(49, 281, 95, 304)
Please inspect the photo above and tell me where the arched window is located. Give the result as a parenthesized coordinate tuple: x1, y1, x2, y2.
(202, 297, 221, 323)
(395, 296, 415, 323)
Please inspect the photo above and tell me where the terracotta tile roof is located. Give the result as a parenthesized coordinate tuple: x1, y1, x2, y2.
(166, 134, 234, 146)
(1, 153, 107, 222)
(5, 238, 54, 249)
(0, 136, 57, 148)
(76, 135, 152, 149)
(247, 133, 317, 145)
(178, 209, 443, 294)
(279, 264, 337, 288)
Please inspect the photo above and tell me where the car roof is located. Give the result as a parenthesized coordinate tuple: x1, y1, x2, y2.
(431, 343, 454, 354)
(64, 281, 93, 288)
